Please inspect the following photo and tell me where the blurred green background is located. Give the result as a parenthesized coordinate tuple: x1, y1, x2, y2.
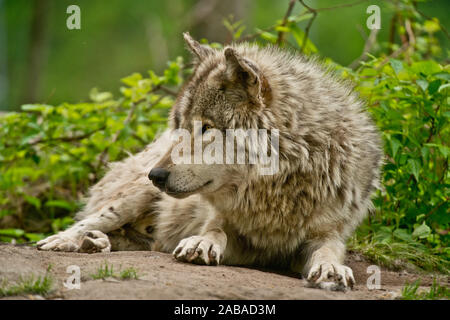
(1, 0, 449, 111)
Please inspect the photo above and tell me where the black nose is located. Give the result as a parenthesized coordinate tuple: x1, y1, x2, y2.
(148, 168, 170, 189)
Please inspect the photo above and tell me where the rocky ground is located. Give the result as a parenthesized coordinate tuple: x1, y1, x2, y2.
(0, 243, 445, 300)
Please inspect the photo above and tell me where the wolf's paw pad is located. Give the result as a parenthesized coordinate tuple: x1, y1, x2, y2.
(79, 230, 111, 254)
(173, 236, 223, 266)
(36, 233, 80, 252)
(307, 262, 355, 292)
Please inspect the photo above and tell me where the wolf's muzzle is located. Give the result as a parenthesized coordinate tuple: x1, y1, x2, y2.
(148, 167, 170, 189)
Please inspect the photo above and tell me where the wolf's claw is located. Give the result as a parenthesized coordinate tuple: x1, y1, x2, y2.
(79, 230, 111, 253)
(37, 230, 110, 253)
(37, 232, 80, 252)
(173, 235, 223, 265)
(307, 262, 355, 291)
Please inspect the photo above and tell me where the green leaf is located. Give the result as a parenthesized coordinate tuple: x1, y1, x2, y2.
(425, 143, 450, 157)
(121, 73, 143, 87)
(423, 19, 440, 33)
(416, 79, 428, 92)
(432, 72, 450, 81)
(274, 26, 290, 33)
(393, 228, 414, 243)
(45, 200, 75, 211)
(410, 61, 442, 76)
(21, 104, 53, 112)
(390, 59, 403, 75)
(24, 195, 41, 209)
(25, 233, 45, 242)
(438, 83, 450, 93)
(288, 13, 314, 23)
(0, 228, 25, 238)
(421, 146, 429, 160)
(257, 29, 278, 43)
(412, 222, 431, 239)
(90, 88, 113, 103)
(390, 138, 402, 158)
(428, 79, 441, 95)
(407, 159, 420, 181)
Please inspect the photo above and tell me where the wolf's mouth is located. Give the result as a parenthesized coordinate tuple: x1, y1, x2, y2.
(165, 180, 213, 199)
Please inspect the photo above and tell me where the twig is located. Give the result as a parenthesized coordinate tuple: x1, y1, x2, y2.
(159, 85, 178, 96)
(404, 19, 415, 64)
(298, 0, 317, 53)
(377, 19, 415, 69)
(377, 42, 409, 69)
(355, 24, 369, 42)
(298, 0, 369, 53)
(237, 25, 277, 43)
(405, 19, 415, 46)
(240, 0, 368, 46)
(349, 28, 379, 69)
(424, 198, 448, 220)
(309, 0, 369, 12)
(28, 125, 106, 146)
(276, 0, 297, 46)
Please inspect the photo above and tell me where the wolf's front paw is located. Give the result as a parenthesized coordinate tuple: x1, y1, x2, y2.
(37, 232, 80, 252)
(307, 262, 355, 291)
(173, 236, 223, 265)
(79, 231, 111, 253)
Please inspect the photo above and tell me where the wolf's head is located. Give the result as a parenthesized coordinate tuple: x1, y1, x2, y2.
(149, 33, 277, 199)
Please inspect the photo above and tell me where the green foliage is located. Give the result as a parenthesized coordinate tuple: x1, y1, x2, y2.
(0, 266, 53, 297)
(91, 262, 116, 280)
(349, 235, 449, 273)
(0, 58, 184, 239)
(119, 267, 139, 280)
(91, 262, 139, 280)
(341, 18, 449, 267)
(344, 55, 450, 269)
(401, 278, 449, 300)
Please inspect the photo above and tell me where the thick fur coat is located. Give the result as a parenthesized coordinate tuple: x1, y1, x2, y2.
(37, 33, 382, 291)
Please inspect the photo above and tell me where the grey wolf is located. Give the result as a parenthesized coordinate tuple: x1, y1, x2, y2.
(37, 33, 382, 291)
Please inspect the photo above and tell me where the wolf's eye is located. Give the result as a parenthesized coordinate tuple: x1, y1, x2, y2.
(202, 124, 213, 134)
(202, 124, 212, 134)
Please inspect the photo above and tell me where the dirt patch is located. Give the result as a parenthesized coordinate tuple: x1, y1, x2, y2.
(0, 244, 445, 300)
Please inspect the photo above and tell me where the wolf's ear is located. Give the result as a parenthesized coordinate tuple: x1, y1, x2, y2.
(224, 47, 271, 105)
(183, 32, 214, 61)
